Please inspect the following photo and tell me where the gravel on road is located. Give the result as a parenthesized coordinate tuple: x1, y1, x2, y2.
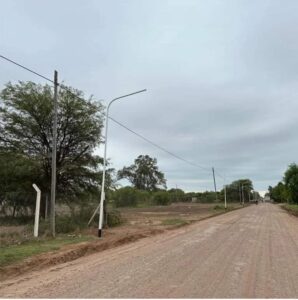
(1, 203, 297, 298)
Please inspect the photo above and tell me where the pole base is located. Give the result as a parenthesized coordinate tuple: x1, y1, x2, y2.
(98, 229, 102, 238)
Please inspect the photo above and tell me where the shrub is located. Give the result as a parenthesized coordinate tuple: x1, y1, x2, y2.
(213, 204, 225, 210)
(35, 217, 79, 235)
(56, 217, 80, 233)
(0, 215, 34, 226)
(153, 191, 171, 206)
(107, 210, 124, 227)
(167, 188, 185, 202)
(135, 190, 152, 206)
(113, 187, 138, 207)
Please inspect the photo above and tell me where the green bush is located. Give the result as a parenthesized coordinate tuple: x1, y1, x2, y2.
(153, 191, 171, 206)
(167, 188, 185, 202)
(113, 187, 139, 207)
(213, 204, 225, 210)
(135, 190, 152, 206)
(36, 217, 80, 235)
(107, 210, 124, 227)
(0, 215, 34, 226)
(111, 187, 151, 207)
(56, 217, 80, 233)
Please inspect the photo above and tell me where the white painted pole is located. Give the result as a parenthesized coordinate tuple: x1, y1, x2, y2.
(98, 89, 147, 238)
(32, 184, 41, 238)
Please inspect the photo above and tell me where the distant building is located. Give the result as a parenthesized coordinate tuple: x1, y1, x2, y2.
(263, 195, 271, 202)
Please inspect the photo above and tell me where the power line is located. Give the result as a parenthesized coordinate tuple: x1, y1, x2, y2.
(0, 54, 54, 83)
(1, 53, 107, 115)
(0, 53, 220, 177)
(109, 116, 211, 173)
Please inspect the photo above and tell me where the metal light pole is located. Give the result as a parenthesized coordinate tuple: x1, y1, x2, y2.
(98, 89, 147, 237)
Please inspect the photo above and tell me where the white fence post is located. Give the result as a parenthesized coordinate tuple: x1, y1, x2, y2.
(32, 184, 41, 237)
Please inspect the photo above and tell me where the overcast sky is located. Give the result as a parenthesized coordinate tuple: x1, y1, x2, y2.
(1, 0, 297, 193)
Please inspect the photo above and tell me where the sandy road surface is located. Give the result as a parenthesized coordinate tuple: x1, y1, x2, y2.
(1, 203, 298, 298)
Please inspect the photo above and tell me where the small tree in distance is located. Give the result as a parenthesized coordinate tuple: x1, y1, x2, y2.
(117, 155, 166, 191)
(284, 163, 298, 204)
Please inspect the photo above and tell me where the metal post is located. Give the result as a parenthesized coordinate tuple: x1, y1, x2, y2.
(50, 70, 58, 238)
(98, 89, 147, 238)
(212, 167, 217, 201)
(239, 184, 242, 204)
(241, 184, 245, 205)
(32, 184, 41, 237)
(98, 109, 108, 237)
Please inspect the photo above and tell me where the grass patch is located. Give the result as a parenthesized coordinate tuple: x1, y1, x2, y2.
(0, 216, 34, 226)
(0, 235, 94, 267)
(213, 204, 225, 210)
(161, 218, 188, 226)
(281, 204, 298, 217)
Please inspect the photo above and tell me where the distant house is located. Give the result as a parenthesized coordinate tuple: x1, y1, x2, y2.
(263, 195, 271, 202)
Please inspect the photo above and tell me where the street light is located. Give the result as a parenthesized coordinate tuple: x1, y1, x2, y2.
(98, 89, 147, 237)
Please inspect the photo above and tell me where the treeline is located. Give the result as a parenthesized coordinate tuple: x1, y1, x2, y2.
(109, 187, 220, 208)
(109, 178, 257, 208)
(0, 81, 258, 218)
(268, 164, 298, 204)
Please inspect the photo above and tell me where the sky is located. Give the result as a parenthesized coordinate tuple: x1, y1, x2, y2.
(1, 0, 297, 193)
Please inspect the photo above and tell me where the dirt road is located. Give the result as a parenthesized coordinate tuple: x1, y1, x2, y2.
(1, 203, 297, 298)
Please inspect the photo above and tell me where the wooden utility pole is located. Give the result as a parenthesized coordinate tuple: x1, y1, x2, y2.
(50, 70, 58, 237)
(224, 185, 227, 209)
(45, 194, 48, 219)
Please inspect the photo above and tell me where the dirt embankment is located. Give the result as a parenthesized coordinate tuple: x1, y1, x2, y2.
(0, 227, 163, 281)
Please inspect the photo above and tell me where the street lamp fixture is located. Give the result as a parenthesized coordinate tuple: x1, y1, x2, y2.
(98, 89, 147, 237)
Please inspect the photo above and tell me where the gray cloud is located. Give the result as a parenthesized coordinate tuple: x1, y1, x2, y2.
(1, 0, 297, 192)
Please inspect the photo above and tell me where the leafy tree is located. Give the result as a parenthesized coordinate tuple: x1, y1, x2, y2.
(268, 182, 289, 203)
(118, 155, 166, 191)
(284, 163, 298, 204)
(197, 191, 219, 203)
(0, 81, 106, 213)
(0, 151, 40, 216)
(223, 179, 253, 203)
